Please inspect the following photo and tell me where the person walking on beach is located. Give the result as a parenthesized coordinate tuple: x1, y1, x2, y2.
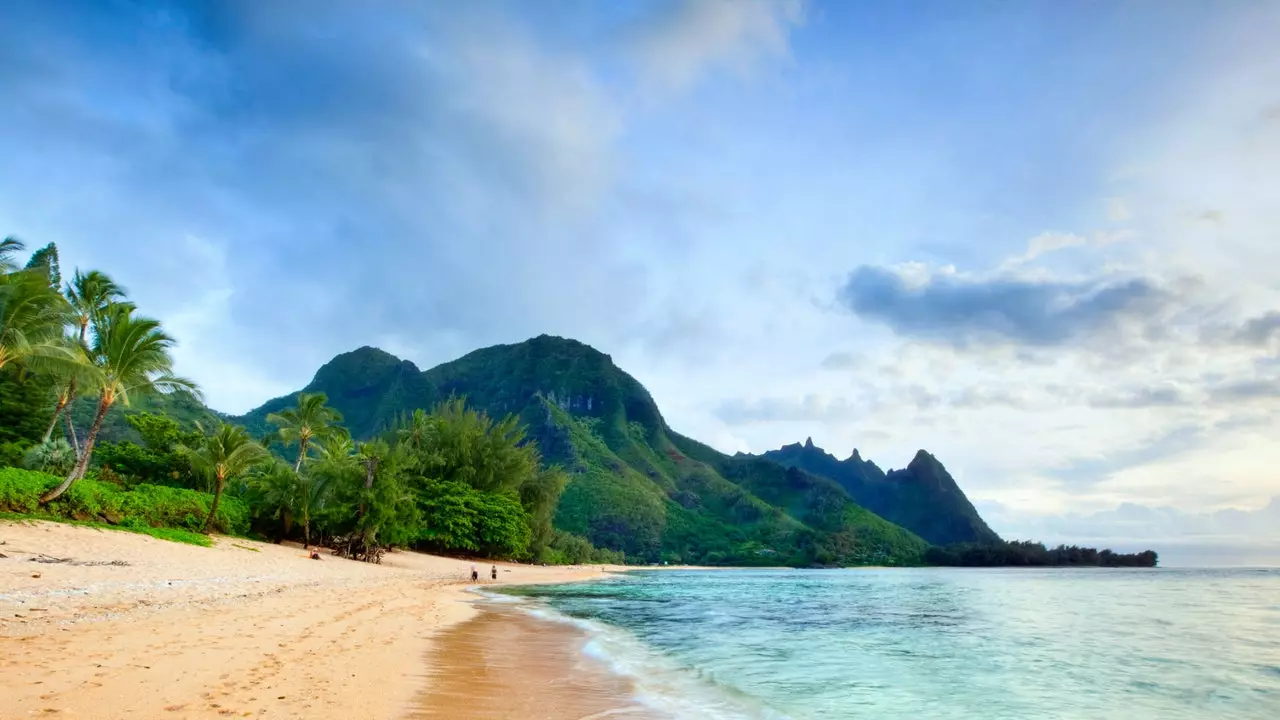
(491, 565, 497, 581)
(470, 565, 478, 582)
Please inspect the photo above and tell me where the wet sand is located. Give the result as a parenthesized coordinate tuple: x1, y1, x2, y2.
(412, 605, 659, 720)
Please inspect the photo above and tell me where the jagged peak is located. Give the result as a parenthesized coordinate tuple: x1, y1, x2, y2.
(804, 436, 815, 449)
(909, 449, 940, 468)
(849, 448, 863, 462)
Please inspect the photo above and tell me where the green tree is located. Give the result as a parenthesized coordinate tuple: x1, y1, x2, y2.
(520, 466, 567, 561)
(44, 270, 127, 445)
(267, 393, 343, 472)
(0, 238, 74, 372)
(248, 460, 302, 539)
(39, 305, 198, 503)
(181, 423, 269, 533)
(23, 243, 61, 290)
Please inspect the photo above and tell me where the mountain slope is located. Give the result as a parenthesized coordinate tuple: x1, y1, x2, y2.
(234, 335, 929, 566)
(760, 439, 1000, 546)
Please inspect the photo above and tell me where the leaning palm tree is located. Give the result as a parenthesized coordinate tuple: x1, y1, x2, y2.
(43, 270, 127, 444)
(266, 392, 343, 472)
(182, 423, 269, 533)
(39, 304, 199, 504)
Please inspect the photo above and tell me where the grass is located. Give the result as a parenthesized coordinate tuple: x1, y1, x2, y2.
(0, 511, 213, 547)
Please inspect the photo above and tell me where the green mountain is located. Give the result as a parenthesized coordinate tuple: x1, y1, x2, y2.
(758, 439, 1000, 546)
(232, 336, 928, 566)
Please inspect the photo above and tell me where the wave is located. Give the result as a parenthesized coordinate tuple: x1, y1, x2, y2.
(484, 591, 790, 720)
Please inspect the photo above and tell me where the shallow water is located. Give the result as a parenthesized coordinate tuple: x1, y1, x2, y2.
(509, 568, 1280, 719)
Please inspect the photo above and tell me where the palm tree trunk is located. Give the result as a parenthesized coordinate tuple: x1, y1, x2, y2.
(41, 392, 70, 443)
(302, 506, 311, 548)
(203, 473, 225, 533)
(293, 439, 308, 473)
(63, 381, 81, 455)
(64, 409, 80, 455)
(40, 395, 109, 504)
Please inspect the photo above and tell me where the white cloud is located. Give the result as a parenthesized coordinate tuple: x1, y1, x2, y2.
(631, 0, 805, 92)
(1105, 196, 1131, 222)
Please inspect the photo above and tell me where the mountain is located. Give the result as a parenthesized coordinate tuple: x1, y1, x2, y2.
(232, 335, 928, 566)
(759, 439, 1000, 546)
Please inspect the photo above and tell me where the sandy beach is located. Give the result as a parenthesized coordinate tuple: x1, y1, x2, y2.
(0, 520, 623, 719)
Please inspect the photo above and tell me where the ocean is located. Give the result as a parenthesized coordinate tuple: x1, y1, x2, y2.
(500, 568, 1280, 719)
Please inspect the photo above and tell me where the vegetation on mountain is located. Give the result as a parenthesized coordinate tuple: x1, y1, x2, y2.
(760, 439, 1001, 546)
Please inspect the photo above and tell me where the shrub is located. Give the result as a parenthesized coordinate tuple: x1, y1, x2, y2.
(0, 467, 248, 537)
(23, 439, 77, 476)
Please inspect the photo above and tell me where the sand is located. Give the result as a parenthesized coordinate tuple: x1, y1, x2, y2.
(0, 520, 622, 719)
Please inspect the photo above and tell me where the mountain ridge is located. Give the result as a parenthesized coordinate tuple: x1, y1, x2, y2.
(224, 335, 936, 565)
(757, 439, 1000, 546)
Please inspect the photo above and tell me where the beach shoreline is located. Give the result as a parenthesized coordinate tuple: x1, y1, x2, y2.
(0, 519, 628, 719)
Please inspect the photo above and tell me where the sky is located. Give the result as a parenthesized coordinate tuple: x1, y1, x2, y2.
(2, 0, 1278, 563)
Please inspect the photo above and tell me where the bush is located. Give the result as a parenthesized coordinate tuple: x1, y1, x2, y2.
(23, 439, 77, 475)
(0, 467, 248, 537)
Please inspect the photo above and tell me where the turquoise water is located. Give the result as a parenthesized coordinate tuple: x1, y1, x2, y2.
(508, 568, 1280, 719)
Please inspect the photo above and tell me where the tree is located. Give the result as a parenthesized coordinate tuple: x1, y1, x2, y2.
(0, 236, 25, 273)
(44, 270, 127, 445)
(39, 305, 198, 504)
(182, 423, 269, 533)
(0, 245, 74, 372)
(23, 243, 61, 290)
(296, 434, 354, 547)
(266, 393, 343, 472)
(248, 460, 302, 540)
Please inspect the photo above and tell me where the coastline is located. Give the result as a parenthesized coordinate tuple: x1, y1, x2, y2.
(0, 519, 625, 719)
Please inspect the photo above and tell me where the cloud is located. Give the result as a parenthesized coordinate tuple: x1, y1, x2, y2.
(0, 2, 643, 410)
(715, 394, 862, 425)
(836, 264, 1169, 348)
(1105, 197, 1132, 222)
(819, 351, 863, 370)
(631, 0, 805, 92)
(1048, 425, 1207, 486)
(1209, 379, 1280, 404)
(1234, 311, 1280, 346)
(1089, 385, 1189, 409)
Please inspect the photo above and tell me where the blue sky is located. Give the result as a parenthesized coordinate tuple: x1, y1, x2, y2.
(2, 0, 1278, 559)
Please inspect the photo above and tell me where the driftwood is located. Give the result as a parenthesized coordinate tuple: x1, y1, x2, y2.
(328, 534, 384, 564)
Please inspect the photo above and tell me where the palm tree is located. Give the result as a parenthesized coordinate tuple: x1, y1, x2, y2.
(296, 434, 353, 547)
(0, 255, 75, 372)
(43, 271, 127, 444)
(267, 393, 344, 472)
(0, 236, 25, 273)
(39, 304, 198, 504)
(250, 460, 302, 540)
(183, 423, 269, 533)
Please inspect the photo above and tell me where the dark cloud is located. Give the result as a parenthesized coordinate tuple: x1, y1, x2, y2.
(836, 266, 1168, 347)
(1209, 379, 1280, 404)
(1233, 311, 1280, 346)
